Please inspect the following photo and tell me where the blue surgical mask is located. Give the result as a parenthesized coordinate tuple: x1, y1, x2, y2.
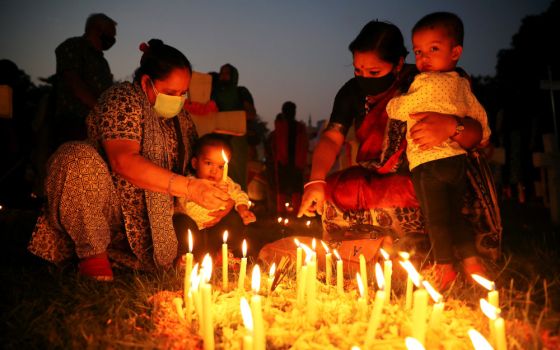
(150, 79, 186, 119)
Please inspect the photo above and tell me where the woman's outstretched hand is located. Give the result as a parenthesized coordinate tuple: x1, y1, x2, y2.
(186, 178, 230, 210)
(297, 183, 326, 218)
(409, 112, 456, 150)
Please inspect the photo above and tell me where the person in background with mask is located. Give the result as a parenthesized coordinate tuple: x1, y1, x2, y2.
(28, 39, 231, 281)
(52, 13, 116, 148)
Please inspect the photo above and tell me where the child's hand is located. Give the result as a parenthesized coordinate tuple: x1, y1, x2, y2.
(237, 205, 256, 225)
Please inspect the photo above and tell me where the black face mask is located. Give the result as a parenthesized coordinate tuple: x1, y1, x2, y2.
(100, 34, 116, 51)
(355, 73, 396, 96)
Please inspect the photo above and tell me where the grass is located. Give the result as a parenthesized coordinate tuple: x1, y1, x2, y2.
(1, 200, 559, 349)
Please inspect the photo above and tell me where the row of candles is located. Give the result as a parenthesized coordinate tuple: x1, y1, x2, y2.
(174, 229, 506, 350)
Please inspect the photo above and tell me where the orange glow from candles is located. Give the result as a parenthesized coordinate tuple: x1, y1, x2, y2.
(472, 274, 496, 291)
(294, 238, 301, 247)
(269, 263, 276, 279)
(399, 260, 422, 287)
(422, 280, 442, 303)
(480, 298, 501, 320)
(356, 273, 365, 297)
(188, 229, 193, 253)
(321, 240, 330, 254)
(312, 238, 316, 251)
(333, 249, 341, 261)
(375, 262, 384, 290)
(251, 264, 261, 293)
(223, 230, 228, 243)
(380, 248, 390, 260)
(201, 254, 212, 283)
(242, 239, 247, 258)
(468, 329, 493, 350)
(405, 337, 426, 350)
(240, 297, 254, 332)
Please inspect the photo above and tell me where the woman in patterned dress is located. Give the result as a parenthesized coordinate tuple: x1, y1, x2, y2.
(28, 39, 231, 281)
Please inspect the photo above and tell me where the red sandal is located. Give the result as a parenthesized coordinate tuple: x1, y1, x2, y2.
(78, 252, 114, 282)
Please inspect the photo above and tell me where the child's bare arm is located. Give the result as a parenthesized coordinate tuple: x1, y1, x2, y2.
(236, 204, 256, 225)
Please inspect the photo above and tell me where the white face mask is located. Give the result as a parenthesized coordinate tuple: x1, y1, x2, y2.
(149, 79, 186, 119)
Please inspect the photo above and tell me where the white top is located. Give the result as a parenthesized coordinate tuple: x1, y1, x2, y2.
(175, 176, 250, 229)
(386, 71, 491, 170)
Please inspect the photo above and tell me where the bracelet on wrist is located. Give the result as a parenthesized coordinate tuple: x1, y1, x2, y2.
(167, 173, 178, 195)
(304, 179, 327, 189)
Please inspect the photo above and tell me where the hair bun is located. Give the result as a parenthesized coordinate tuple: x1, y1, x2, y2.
(139, 42, 149, 53)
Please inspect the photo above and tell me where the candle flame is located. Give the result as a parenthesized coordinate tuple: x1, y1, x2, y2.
(306, 220, 311, 227)
(379, 248, 390, 261)
(221, 148, 229, 163)
(468, 329, 494, 350)
(356, 273, 364, 297)
(284, 218, 289, 225)
(312, 238, 316, 251)
(399, 260, 422, 287)
(300, 243, 313, 263)
(242, 239, 247, 257)
(190, 263, 200, 290)
(422, 280, 442, 303)
(188, 229, 193, 253)
(405, 337, 426, 350)
(269, 263, 276, 279)
(321, 240, 330, 254)
(277, 217, 283, 223)
(471, 274, 496, 291)
(480, 298, 501, 320)
(398, 251, 410, 260)
(201, 253, 212, 283)
(251, 264, 261, 293)
(223, 230, 228, 243)
(333, 249, 342, 261)
(375, 262, 385, 290)
(240, 297, 254, 332)
(294, 238, 301, 247)
(285, 202, 290, 207)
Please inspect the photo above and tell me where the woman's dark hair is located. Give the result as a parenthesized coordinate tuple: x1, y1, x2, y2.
(348, 21, 408, 65)
(133, 39, 192, 82)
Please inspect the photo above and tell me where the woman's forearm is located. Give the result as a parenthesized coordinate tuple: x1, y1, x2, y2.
(308, 129, 345, 181)
(452, 117, 483, 149)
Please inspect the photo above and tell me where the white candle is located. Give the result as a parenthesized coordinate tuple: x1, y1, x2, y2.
(405, 337, 426, 350)
(359, 254, 368, 298)
(201, 283, 214, 350)
(423, 280, 444, 330)
(268, 263, 276, 294)
(311, 238, 317, 266)
(297, 264, 308, 305)
(472, 274, 500, 308)
(221, 149, 229, 182)
(379, 248, 392, 303)
(184, 230, 194, 306)
(185, 290, 193, 323)
(240, 297, 254, 350)
(399, 256, 420, 310)
(412, 288, 428, 346)
(238, 239, 248, 291)
(222, 230, 228, 291)
(251, 265, 265, 350)
(334, 249, 344, 295)
(364, 263, 386, 347)
(172, 297, 185, 320)
(356, 273, 367, 321)
(480, 298, 507, 350)
(321, 241, 332, 287)
(307, 258, 317, 324)
(294, 239, 302, 283)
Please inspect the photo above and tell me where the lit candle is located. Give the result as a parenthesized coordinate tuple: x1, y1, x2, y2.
(405, 337, 426, 350)
(321, 241, 332, 287)
(184, 230, 194, 306)
(306, 220, 311, 228)
(201, 282, 214, 350)
(238, 239, 248, 291)
(364, 263, 386, 347)
(297, 264, 308, 305)
(468, 328, 494, 350)
(221, 149, 229, 182)
(268, 263, 276, 294)
(399, 252, 414, 310)
(400, 259, 427, 346)
(307, 256, 317, 324)
(284, 218, 289, 225)
(379, 248, 392, 303)
(185, 289, 193, 323)
(240, 297, 254, 350)
(190, 264, 202, 324)
(277, 217, 283, 224)
(222, 230, 228, 291)
(472, 274, 499, 308)
(294, 239, 302, 283)
(172, 297, 185, 320)
(359, 254, 369, 298)
(423, 280, 444, 330)
(480, 299, 507, 350)
(356, 273, 367, 321)
(251, 265, 265, 350)
(334, 249, 344, 295)
(201, 253, 213, 285)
